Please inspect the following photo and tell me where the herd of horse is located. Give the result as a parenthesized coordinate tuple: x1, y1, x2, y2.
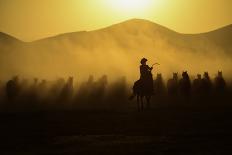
(0, 71, 228, 111)
(131, 71, 227, 111)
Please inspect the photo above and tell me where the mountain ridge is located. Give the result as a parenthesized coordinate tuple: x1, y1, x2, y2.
(0, 32, 22, 43)
(0, 19, 231, 43)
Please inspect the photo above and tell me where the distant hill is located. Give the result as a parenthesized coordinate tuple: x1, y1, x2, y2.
(0, 19, 232, 80)
(34, 19, 232, 53)
(0, 32, 22, 44)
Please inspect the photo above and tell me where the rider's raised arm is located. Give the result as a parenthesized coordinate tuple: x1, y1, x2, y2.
(146, 65, 153, 71)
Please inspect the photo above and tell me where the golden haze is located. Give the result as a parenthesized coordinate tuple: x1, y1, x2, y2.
(0, 0, 231, 41)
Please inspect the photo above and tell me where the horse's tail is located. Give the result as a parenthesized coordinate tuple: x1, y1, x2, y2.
(129, 80, 140, 100)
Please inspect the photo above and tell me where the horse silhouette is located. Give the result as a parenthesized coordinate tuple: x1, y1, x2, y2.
(179, 71, 191, 99)
(202, 72, 212, 96)
(86, 75, 108, 102)
(214, 71, 226, 94)
(76, 75, 95, 103)
(154, 73, 166, 95)
(130, 79, 153, 111)
(167, 73, 179, 96)
(192, 74, 204, 96)
(6, 76, 20, 101)
(60, 77, 74, 102)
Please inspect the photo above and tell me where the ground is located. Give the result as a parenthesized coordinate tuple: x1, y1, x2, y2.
(0, 103, 232, 154)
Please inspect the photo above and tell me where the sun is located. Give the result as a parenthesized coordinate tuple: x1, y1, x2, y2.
(108, 0, 153, 13)
(113, 0, 151, 10)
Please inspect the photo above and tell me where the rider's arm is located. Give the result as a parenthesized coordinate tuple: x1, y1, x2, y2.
(147, 65, 153, 70)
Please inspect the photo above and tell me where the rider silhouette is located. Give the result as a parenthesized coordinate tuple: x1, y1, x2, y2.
(140, 58, 153, 79)
(140, 58, 154, 94)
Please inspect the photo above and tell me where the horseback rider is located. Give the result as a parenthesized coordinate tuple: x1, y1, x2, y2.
(140, 58, 153, 79)
(139, 58, 154, 94)
(129, 58, 155, 110)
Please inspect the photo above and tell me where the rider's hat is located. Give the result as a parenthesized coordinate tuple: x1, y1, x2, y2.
(140, 58, 148, 64)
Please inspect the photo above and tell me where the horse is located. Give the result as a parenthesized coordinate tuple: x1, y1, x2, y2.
(179, 71, 191, 99)
(214, 71, 226, 94)
(167, 73, 179, 96)
(130, 79, 153, 111)
(192, 74, 204, 97)
(60, 77, 74, 102)
(6, 76, 20, 101)
(202, 72, 213, 96)
(154, 73, 166, 95)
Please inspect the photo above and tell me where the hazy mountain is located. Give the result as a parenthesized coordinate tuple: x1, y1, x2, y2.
(0, 32, 22, 52)
(33, 19, 232, 54)
(0, 32, 21, 43)
(0, 19, 232, 80)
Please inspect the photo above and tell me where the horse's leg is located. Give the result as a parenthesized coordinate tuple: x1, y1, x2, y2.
(137, 95, 140, 112)
(141, 95, 144, 111)
(146, 95, 151, 110)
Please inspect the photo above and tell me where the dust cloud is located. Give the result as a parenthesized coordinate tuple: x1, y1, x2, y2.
(0, 19, 231, 82)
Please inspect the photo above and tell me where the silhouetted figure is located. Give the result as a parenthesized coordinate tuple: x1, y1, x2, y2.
(27, 78, 39, 103)
(214, 71, 226, 94)
(192, 74, 204, 97)
(140, 58, 154, 94)
(154, 73, 165, 95)
(202, 72, 212, 96)
(92, 75, 108, 101)
(6, 76, 20, 101)
(179, 71, 191, 99)
(77, 75, 95, 103)
(167, 73, 179, 96)
(87, 75, 94, 85)
(60, 77, 74, 102)
(130, 58, 154, 111)
(130, 79, 151, 111)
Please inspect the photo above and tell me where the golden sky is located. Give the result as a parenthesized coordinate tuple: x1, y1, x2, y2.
(0, 0, 231, 41)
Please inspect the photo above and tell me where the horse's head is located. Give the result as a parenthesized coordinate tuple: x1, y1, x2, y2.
(182, 71, 189, 79)
(204, 72, 209, 79)
(197, 74, 201, 79)
(218, 71, 223, 78)
(173, 73, 178, 80)
(68, 77, 74, 84)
